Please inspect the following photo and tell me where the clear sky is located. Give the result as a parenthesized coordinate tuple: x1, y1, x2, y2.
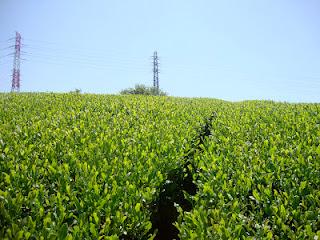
(0, 0, 319, 102)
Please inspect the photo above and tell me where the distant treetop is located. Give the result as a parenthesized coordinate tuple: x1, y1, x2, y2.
(120, 84, 167, 96)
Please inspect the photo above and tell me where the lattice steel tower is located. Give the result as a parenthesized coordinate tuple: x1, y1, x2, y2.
(11, 32, 21, 92)
(152, 51, 159, 94)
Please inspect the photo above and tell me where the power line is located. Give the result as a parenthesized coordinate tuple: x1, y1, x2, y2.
(24, 45, 147, 62)
(23, 38, 145, 60)
(24, 58, 151, 72)
(24, 52, 150, 69)
(21, 38, 320, 82)
(25, 56, 150, 72)
(1, 36, 320, 97)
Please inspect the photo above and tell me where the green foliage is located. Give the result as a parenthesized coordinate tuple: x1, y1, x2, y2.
(69, 88, 82, 94)
(176, 101, 320, 239)
(0, 93, 216, 239)
(120, 84, 167, 96)
(0, 93, 319, 239)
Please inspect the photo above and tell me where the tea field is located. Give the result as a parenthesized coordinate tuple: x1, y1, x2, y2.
(0, 93, 319, 239)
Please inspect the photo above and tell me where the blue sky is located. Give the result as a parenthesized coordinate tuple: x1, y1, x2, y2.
(0, 0, 319, 102)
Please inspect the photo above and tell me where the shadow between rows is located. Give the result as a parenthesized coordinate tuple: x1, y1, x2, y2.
(148, 112, 217, 240)
(119, 112, 217, 240)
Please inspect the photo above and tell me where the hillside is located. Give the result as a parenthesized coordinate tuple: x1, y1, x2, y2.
(0, 93, 319, 239)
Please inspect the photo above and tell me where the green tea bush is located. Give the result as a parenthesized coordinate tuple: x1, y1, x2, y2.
(177, 102, 320, 239)
(0, 93, 219, 239)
